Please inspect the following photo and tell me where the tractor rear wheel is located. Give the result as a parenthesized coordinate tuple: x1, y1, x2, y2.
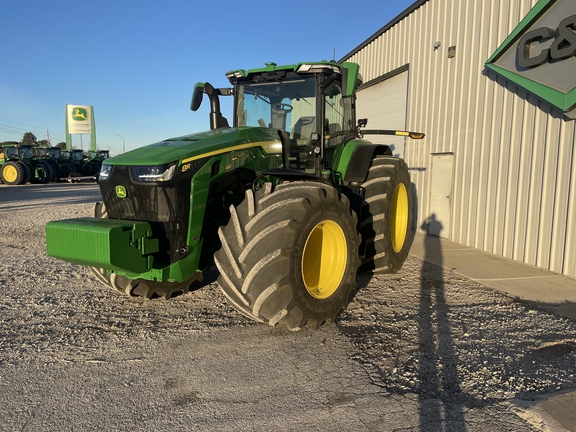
(30, 162, 49, 184)
(21, 162, 32, 184)
(215, 181, 360, 330)
(358, 156, 413, 274)
(1, 161, 27, 185)
(41, 161, 57, 182)
(88, 202, 203, 299)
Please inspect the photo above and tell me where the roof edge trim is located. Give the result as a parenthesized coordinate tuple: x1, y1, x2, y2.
(339, 0, 430, 62)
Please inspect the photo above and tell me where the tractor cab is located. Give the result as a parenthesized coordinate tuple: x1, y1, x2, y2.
(4, 146, 20, 160)
(70, 149, 86, 162)
(35, 147, 49, 158)
(47, 147, 62, 160)
(89, 150, 110, 160)
(3, 144, 35, 160)
(192, 61, 361, 177)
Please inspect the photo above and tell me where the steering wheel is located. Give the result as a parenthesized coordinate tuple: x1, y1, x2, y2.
(272, 103, 293, 112)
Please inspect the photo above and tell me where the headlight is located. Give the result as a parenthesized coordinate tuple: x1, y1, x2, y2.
(131, 163, 177, 182)
(99, 164, 112, 180)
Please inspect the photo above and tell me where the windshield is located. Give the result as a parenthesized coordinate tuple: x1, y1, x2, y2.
(5, 147, 18, 158)
(71, 151, 85, 161)
(19, 146, 34, 159)
(48, 148, 61, 159)
(234, 73, 354, 172)
(236, 76, 316, 137)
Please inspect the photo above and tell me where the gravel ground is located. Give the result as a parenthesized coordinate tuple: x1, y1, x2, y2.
(1, 184, 575, 430)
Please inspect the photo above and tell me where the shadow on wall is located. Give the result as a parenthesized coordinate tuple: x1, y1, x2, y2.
(421, 213, 443, 237)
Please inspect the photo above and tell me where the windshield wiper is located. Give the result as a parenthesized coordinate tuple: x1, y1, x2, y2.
(273, 78, 311, 105)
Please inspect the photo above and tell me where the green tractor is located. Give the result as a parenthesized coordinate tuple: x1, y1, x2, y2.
(87, 149, 110, 176)
(44, 146, 76, 179)
(46, 61, 424, 330)
(56, 149, 98, 181)
(0, 144, 50, 185)
(34, 146, 60, 182)
(69, 149, 96, 176)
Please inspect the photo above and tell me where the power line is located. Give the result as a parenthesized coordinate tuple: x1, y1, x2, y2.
(0, 124, 67, 143)
(0, 117, 58, 131)
(0, 117, 66, 142)
(0, 123, 65, 136)
(0, 118, 95, 148)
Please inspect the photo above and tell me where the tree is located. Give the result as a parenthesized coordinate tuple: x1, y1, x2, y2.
(56, 142, 67, 149)
(37, 139, 49, 147)
(22, 132, 37, 144)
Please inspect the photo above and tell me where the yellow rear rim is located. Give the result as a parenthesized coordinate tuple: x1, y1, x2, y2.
(301, 220, 348, 299)
(391, 183, 409, 253)
(3, 165, 18, 183)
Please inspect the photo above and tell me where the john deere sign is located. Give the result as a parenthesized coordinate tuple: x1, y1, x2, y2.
(66, 105, 93, 134)
(65, 104, 97, 150)
(485, 0, 576, 119)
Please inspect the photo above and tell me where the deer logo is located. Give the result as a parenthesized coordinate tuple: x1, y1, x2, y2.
(72, 108, 88, 121)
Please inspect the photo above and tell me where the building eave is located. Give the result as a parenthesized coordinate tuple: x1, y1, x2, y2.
(339, 0, 430, 62)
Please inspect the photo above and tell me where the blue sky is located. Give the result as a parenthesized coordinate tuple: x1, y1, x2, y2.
(0, 0, 416, 154)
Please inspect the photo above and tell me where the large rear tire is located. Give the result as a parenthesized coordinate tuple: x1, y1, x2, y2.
(215, 181, 361, 331)
(21, 162, 32, 184)
(1, 161, 27, 185)
(41, 161, 57, 182)
(358, 156, 413, 274)
(88, 202, 203, 299)
(30, 162, 49, 184)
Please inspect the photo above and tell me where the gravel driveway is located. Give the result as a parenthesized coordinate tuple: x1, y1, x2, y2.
(1, 183, 575, 431)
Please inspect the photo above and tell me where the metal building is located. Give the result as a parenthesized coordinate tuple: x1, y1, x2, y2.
(341, 0, 576, 277)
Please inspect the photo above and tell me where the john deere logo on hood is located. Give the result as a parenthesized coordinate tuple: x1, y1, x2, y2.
(116, 186, 127, 198)
(485, 0, 576, 118)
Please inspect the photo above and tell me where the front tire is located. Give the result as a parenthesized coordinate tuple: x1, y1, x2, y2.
(358, 156, 413, 274)
(215, 181, 361, 331)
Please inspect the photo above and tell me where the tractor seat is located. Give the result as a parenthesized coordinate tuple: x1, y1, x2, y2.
(292, 116, 315, 146)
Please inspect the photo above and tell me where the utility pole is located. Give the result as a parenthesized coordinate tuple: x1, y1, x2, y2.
(115, 134, 125, 153)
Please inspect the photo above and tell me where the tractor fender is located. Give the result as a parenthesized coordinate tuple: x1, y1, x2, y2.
(342, 143, 392, 184)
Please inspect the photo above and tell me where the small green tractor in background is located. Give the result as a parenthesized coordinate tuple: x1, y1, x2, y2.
(87, 149, 110, 177)
(68, 149, 96, 177)
(46, 61, 424, 330)
(45, 146, 76, 179)
(34, 146, 70, 182)
(0, 144, 51, 185)
(53, 149, 98, 181)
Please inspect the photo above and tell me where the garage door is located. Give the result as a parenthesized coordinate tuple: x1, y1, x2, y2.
(356, 70, 408, 158)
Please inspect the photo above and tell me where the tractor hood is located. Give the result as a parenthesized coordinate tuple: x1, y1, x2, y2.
(105, 127, 283, 167)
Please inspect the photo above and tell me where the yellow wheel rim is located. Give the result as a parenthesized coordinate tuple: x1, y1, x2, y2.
(391, 183, 409, 253)
(3, 165, 18, 183)
(301, 220, 348, 299)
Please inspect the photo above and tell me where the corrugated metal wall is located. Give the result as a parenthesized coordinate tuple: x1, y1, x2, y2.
(344, 0, 576, 277)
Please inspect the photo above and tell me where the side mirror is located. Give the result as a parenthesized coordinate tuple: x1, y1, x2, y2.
(341, 62, 360, 98)
(190, 82, 205, 111)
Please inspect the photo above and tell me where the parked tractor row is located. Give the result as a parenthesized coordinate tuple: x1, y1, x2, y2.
(0, 144, 109, 185)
